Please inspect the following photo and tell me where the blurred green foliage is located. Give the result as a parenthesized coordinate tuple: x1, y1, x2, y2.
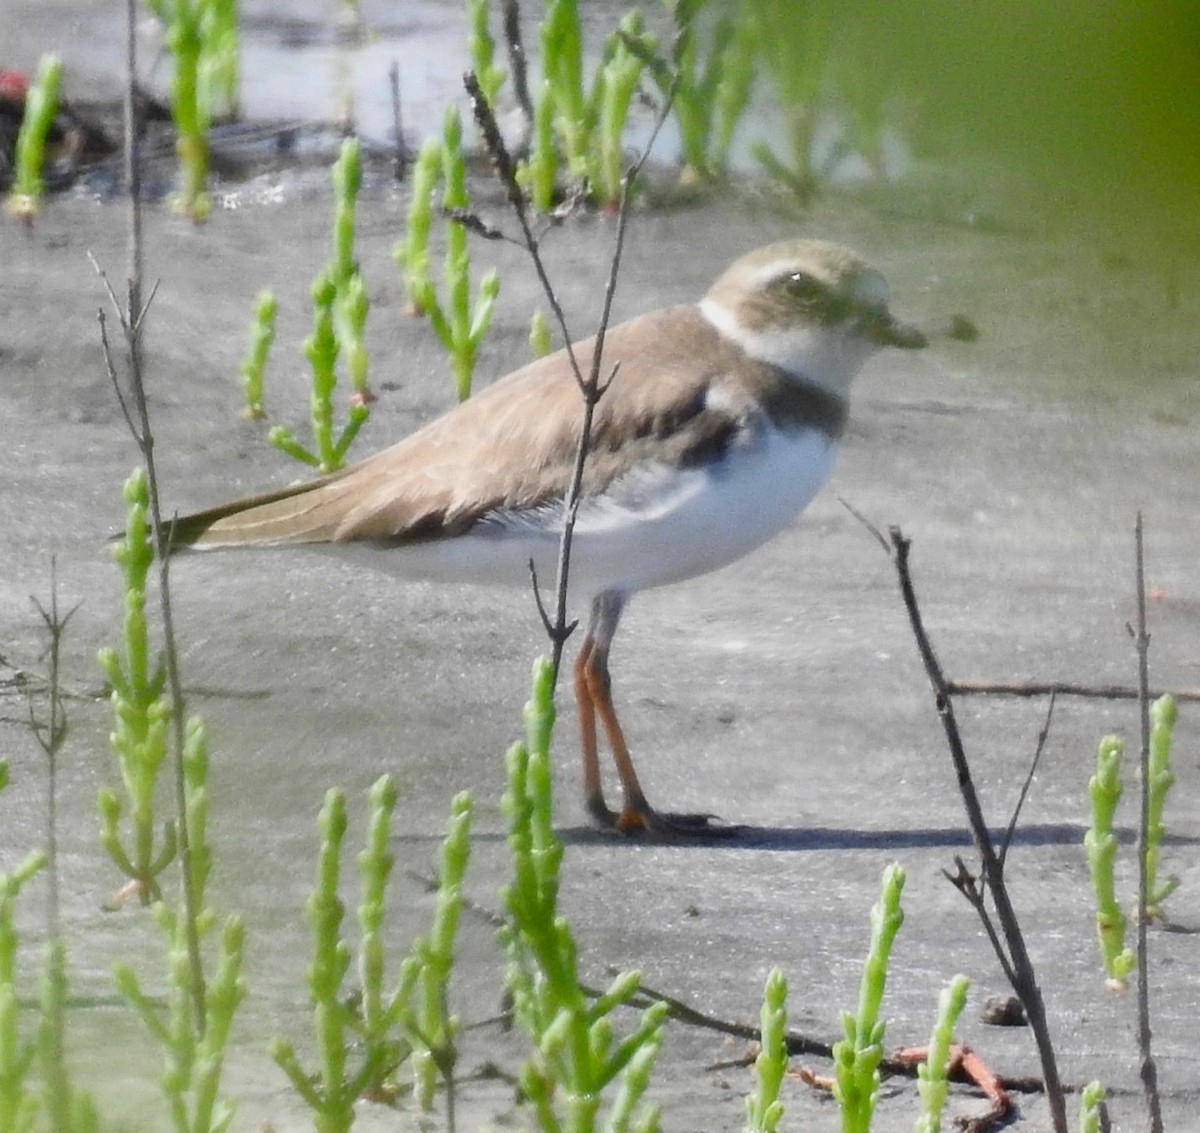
(741, 0, 1200, 203)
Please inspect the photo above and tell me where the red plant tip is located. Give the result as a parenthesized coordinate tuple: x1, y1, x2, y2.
(0, 69, 30, 102)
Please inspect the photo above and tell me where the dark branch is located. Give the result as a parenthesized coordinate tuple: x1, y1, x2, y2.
(500, 0, 534, 152)
(884, 525, 1069, 1133)
(945, 679, 1200, 703)
(1132, 512, 1164, 1133)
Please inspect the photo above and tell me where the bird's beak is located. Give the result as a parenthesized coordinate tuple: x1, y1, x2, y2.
(861, 308, 928, 350)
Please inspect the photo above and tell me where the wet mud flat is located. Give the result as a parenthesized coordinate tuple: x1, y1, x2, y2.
(4, 6, 1200, 1132)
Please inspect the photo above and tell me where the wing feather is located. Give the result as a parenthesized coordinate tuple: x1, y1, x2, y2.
(170, 305, 829, 551)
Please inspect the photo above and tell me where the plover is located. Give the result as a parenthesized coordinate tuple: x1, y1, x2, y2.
(169, 239, 926, 834)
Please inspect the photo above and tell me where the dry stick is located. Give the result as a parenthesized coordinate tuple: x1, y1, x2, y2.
(461, 71, 584, 672)
(1130, 512, 1164, 1133)
(432, 869, 1052, 1098)
(387, 60, 408, 181)
(27, 559, 78, 944)
(840, 499, 1199, 704)
(629, 974, 1048, 1095)
(946, 679, 1200, 703)
(943, 856, 1018, 990)
(885, 526, 1068, 1133)
(551, 88, 675, 675)
(500, 0, 534, 152)
(997, 690, 1056, 873)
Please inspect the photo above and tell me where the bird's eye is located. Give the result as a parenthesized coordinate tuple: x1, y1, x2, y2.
(781, 271, 826, 303)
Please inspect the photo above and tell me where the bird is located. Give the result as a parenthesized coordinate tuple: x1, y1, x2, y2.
(167, 239, 926, 835)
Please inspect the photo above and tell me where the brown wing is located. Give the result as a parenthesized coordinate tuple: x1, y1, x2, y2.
(171, 306, 772, 551)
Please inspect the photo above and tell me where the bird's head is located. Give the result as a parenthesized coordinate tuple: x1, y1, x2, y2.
(699, 239, 927, 397)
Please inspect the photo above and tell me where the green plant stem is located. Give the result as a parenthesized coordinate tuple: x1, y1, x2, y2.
(1145, 694, 1179, 913)
(833, 863, 905, 1133)
(916, 974, 969, 1133)
(277, 780, 477, 1127)
(395, 139, 440, 313)
(409, 791, 472, 1114)
(271, 789, 358, 1133)
(418, 107, 500, 400)
(239, 290, 277, 420)
(675, 3, 733, 176)
(0, 853, 47, 1133)
(541, 0, 588, 179)
(97, 468, 178, 904)
(712, 16, 756, 171)
(1084, 736, 1134, 985)
(165, 1, 212, 220)
(529, 309, 552, 358)
(446, 108, 499, 400)
(354, 777, 416, 1107)
(626, 1, 748, 180)
(1078, 1081, 1106, 1133)
(198, 0, 239, 118)
(113, 716, 245, 1133)
(501, 659, 665, 1133)
(268, 142, 372, 471)
(330, 137, 360, 289)
(743, 0, 831, 199)
(744, 968, 787, 1133)
(593, 13, 648, 210)
(520, 78, 559, 211)
(6, 54, 62, 221)
(466, 0, 506, 110)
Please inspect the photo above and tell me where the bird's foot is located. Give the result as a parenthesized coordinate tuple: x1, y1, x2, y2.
(588, 792, 740, 839)
(620, 806, 741, 839)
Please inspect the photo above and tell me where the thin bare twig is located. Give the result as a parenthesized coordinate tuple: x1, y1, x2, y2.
(632, 971, 1046, 1094)
(839, 496, 890, 554)
(942, 856, 1019, 990)
(26, 560, 78, 945)
(997, 690, 1057, 872)
(1131, 511, 1164, 1133)
(885, 526, 1068, 1133)
(542, 86, 676, 682)
(845, 502, 1194, 706)
(434, 866, 1051, 1098)
(461, 70, 588, 418)
(526, 559, 577, 645)
(387, 60, 408, 181)
(843, 502, 1190, 711)
(441, 205, 509, 243)
(462, 68, 677, 684)
(945, 678, 1200, 703)
(500, 0, 534, 153)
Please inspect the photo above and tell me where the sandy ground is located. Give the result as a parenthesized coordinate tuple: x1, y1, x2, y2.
(4, 4, 1200, 1132)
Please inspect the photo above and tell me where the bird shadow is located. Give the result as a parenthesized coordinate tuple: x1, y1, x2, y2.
(555, 822, 1200, 853)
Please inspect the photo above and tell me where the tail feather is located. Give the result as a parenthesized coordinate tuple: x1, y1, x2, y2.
(168, 471, 355, 550)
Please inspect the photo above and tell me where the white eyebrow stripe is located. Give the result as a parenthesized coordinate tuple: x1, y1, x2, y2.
(747, 259, 817, 289)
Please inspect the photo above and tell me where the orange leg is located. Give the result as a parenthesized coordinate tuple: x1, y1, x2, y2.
(573, 633, 617, 826)
(575, 592, 732, 837)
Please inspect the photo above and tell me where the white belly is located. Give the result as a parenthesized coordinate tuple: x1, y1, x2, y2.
(330, 425, 839, 597)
